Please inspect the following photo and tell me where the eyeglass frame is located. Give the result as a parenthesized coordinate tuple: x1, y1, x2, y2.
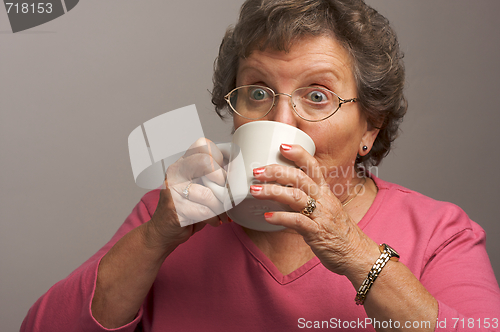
(224, 85, 358, 122)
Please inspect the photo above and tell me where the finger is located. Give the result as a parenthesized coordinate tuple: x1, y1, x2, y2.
(172, 192, 220, 225)
(252, 164, 321, 198)
(192, 222, 207, 234)
(204, 215, 223, 227)
(183, 138, 225, 168)
(279, 144, 328, 186)
(174, 182, 225, 215)
(263, 211, 318, 236)
(165, 138, 226, 188)
(250, 184, 311, 213)
(181, 215, 221, 228)
(170, 153, 227, 187)
(218, 212, 230, 224)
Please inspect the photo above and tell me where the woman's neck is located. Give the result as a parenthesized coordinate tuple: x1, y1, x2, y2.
(243, 227, 315, 275)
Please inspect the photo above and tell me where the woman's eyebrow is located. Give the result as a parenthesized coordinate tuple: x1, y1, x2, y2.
(237, 59, 346, 87)
(236, 66, 270, 86)
(302, 71, 341, 84)
(237, 64, 266, 77)
(300, 61, 346, 82)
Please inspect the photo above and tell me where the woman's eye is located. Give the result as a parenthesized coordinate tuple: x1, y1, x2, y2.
(307, 90, 328, 103)
(250, 88, 269, 101)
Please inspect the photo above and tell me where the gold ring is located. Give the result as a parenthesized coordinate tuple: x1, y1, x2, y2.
(301, 196, 316, 216)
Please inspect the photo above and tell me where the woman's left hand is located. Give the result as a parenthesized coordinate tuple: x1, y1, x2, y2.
(250, 143, 379, 280)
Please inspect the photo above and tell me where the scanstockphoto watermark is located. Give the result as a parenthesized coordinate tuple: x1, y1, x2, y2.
(298, 317, 431, 329)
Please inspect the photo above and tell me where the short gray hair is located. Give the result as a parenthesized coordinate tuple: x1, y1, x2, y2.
(211, 0, 407, 167)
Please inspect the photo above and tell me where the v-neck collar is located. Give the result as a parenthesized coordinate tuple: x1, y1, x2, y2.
(229, 221, 321, 285)
(227, 174, 387, 285)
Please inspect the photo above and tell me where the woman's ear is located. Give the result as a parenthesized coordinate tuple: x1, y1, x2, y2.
(359, 123, 380, 156)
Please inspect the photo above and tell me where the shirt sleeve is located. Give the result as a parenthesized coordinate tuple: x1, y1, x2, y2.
(420, 210, 500, 332)
(20, 191, 158, 332)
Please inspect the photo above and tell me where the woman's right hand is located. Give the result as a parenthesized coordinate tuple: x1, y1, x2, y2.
(145, 138, 229, 251)
(92, 138, 229, 329)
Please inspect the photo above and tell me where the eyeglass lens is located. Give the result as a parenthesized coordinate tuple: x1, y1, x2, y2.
(228, 85, 340, 121)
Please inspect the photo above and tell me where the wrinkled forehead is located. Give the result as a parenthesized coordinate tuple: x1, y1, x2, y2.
(240, 29, 339, 58)
(236, 34, 354, 84)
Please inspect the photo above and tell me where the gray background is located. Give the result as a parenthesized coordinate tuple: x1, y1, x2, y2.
(1, 0, 499, 330)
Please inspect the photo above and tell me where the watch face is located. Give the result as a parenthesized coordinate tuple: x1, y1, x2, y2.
(382, 243, 400, 259)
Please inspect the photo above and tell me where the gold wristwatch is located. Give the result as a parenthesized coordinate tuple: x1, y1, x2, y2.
(355, 243, 399, 305)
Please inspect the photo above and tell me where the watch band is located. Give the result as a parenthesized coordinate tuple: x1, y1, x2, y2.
(355, 243, 399, 305)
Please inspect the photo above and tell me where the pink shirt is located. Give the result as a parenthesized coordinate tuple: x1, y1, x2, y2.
(21, 176, 500, 331)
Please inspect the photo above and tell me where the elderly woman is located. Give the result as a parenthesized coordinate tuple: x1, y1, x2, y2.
(22, 0, 500, 331)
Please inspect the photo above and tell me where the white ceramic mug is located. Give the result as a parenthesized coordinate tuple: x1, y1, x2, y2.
(204, 121, 316, 232)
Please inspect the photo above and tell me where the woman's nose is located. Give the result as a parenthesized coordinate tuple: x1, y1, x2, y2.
(266, 94, 298, 127)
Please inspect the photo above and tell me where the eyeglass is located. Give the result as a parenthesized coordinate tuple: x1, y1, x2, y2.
(224, 85, 358, 122)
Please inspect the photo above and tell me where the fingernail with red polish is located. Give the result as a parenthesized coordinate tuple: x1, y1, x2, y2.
(253, 168, 265, 175)
(228, 217, 233, 223)
(264, 212, 274, 219)
(219, 219, 223, 226)
(250, 185, 263, 192)
(281, 144, 292, 151)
